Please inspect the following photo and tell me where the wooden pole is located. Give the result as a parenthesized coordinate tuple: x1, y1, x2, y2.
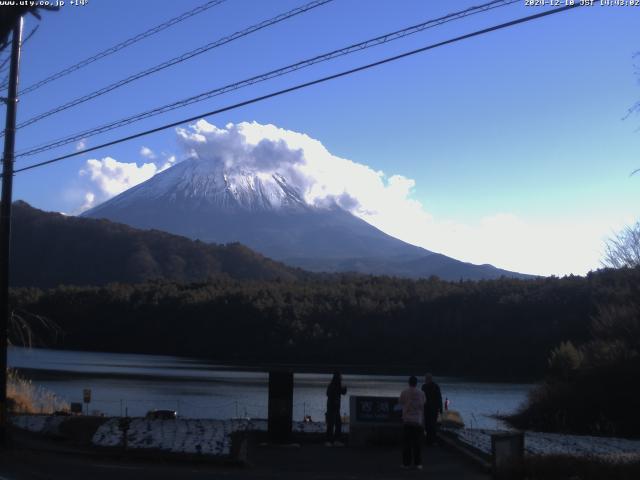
(0, 15, 24, 448)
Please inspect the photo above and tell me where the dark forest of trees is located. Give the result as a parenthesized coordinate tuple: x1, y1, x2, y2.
(507, 267, 640, 437)
(10, 267, 639, 380)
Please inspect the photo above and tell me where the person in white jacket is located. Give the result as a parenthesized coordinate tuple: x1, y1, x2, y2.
(398, 375, 426, 469)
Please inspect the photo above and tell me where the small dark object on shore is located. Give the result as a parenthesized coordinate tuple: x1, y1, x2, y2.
(146, 409, 178, 420)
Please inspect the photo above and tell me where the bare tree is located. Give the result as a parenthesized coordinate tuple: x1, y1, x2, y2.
(608, 53, 640, 265)
(9, 308, 61, 348)
(603, 221, 640, 268)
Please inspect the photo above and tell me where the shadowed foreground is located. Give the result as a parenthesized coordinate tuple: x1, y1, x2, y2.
(0, 428, 489, 480)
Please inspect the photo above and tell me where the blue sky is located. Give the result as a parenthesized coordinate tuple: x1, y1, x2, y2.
(6, 0, 640, 276)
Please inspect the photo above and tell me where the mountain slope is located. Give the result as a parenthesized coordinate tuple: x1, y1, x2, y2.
(85, 160, 428, 260)
(9, 201, 304, 288)
(84, 157, 532, 280)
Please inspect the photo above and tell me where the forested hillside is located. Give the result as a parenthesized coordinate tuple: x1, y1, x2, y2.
(10, 201, 305, 286)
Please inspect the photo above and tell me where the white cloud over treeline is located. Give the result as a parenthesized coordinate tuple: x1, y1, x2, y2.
(76, 120, 623, 276)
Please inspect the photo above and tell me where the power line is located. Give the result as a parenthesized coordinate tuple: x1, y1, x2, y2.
(14, 0, 515, 154)
(9, 0, 334, 133)
(11, 4, 582, 176)
(15, 0, 519, 158)
(15, 0, 228, 96)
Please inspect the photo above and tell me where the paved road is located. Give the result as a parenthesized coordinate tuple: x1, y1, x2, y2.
(0, 430, 489, 479)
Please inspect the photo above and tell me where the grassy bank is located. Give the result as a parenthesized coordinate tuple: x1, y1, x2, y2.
(505, 343, 640, 438)
(7, 368, 69, 414)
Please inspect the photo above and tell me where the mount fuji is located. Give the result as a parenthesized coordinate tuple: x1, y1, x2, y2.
(83, 157, 530, 280)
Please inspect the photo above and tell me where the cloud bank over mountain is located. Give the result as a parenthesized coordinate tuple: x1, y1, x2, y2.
(78, 151, 176, 211)
(76, 120, 615, 276)
(174, 120, 422, 219)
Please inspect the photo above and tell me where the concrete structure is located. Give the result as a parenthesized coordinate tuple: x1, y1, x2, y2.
(491, 431, 524, 480)
(349, 396, 403, 446)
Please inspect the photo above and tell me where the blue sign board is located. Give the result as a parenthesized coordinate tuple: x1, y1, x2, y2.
(353, 396, 402, 423)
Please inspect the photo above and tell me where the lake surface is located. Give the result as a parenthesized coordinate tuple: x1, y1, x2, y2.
(8, 347, 534, 429)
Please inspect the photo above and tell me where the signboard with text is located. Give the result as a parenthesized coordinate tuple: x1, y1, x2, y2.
(351, 396, 401, 424)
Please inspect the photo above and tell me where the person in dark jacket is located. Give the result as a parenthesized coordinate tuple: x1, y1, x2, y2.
(421, 372, 443, 446)
(325, 371, 347, 446)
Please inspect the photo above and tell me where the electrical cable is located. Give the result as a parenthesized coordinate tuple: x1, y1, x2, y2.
(10, 3, 581, 176)
(16, 0, 228, 96)
(10, 0, 334, 132)
(15, 0, 519, 157)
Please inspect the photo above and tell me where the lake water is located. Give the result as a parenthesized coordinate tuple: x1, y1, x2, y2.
(8, 346, 534, 429)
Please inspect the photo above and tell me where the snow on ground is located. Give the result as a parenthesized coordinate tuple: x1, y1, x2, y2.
(450, 428, 640, 463)
(10, 413, 335, 452)
(9, 413, 342, 458)
(92, 418, 261, 456)
(13, 414, 638, 462)
(91, 417, 122, 447)
(90, 417, 334, 456)
(125, 419, 231, 455)
(10, 415, 66, 435)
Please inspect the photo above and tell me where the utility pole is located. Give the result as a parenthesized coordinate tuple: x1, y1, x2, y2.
(0, 15, 24, 448)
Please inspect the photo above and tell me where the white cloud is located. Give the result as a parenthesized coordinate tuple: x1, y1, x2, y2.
(75, 139, 87, 151)
(175, 120, 422, 218)
(384, 213, 621, 277)
(77, 145, 180, 212)
(77, 156, 161, 211)
(140, 146, 157, 160)
(158, 154, 176, 172)
(79, 191, 95, 212)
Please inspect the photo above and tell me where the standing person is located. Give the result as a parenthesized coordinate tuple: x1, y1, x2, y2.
(421, 372, 443, 446)
(325, 371, 347, 446)
(399, 375, 426, 470)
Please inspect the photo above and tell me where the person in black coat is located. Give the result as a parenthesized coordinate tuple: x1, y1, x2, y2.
(421, 372, 443, 446)
(325, 371, 347, 446)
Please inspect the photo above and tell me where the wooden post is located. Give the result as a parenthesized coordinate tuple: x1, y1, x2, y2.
(267, 370, 293, 443)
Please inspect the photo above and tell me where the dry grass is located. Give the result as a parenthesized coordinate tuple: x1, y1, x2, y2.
(7, 368, 69, 414)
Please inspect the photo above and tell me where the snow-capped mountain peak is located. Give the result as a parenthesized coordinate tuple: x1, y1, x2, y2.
(90, 157, 309, 214)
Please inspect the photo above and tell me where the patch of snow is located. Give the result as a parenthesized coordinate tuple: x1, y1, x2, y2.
(12, 414, 342, 458)
(91, 418, 123, 447)
(92, 418, 263, 456)
(10, 415, 66, 435)
(449, 428, 640, 463)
